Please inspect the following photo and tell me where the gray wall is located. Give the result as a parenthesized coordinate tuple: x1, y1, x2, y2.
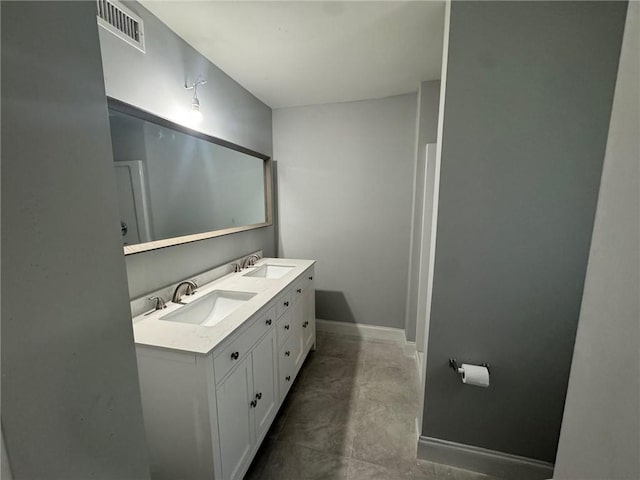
(99, 1, 275, 299)
(273, 94, 417, 329)
(422, 1, 627, 463)
(405, 80, 440, 342)
(1, 2, 150, 478)
(553, 2, 639, 478)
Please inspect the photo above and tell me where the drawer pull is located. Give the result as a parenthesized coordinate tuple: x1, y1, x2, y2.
(285, 350, 291, 357)
(286, 376, 291, 382)
(266, 318, 272, 326)
(284, 301, 289, 307)
(309, 276, 313, 280)
(230, 351, 239, 360)
(255, 392, 262, 400)
(303, 321, 308, 328)
(284, 324, 290, 330)
(250, 400, 257, 408)
(297, 288, 302, 293)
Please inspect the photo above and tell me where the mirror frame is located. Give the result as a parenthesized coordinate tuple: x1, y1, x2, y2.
(107, 98, 273, 255)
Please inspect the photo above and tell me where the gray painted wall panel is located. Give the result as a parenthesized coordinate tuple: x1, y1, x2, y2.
(422, 1, 626, 463)
(98, 1, 275, 298)
(553, 2, 639, 478)
(273, 95, 416, 329)
(1, 2, 150, 477)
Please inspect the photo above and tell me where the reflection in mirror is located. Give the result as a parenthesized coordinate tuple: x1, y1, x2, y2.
(107, 99, 271, 254)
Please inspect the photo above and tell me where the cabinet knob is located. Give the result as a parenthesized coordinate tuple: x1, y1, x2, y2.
(297, 288, 302, 293)
(230, 351, 239, 360)
(284, 324, 290, 330)
(284, 301, 289, 307)
(256, 392, 262, 400)
(285, 350, 291, 357)
(266, 319, 272, 326)
(250, 400, 257, 408)
(303, 321, 307, 328)
(309, 276, 313, 280)
(286, 376, 291, 382)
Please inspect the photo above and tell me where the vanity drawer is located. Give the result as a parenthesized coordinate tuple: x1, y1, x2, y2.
(291, 278, 306, 304)
(278, 332, 300, 401)
(275, 289, 292, 319)
(277, 309, 293, 348)
(291, 275, 311, 304)
(214, 305, 276, 383)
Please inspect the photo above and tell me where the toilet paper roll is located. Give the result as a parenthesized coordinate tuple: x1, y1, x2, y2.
(457, 364, 490, 387)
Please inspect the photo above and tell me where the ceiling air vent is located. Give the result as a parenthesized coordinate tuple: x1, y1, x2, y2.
(96, 0, 145, 53)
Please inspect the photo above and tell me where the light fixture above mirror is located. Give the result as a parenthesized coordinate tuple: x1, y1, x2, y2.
(184, 76, 207, 122)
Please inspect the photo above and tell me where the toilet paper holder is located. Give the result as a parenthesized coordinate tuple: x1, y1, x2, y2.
(449, 358, 491, 375)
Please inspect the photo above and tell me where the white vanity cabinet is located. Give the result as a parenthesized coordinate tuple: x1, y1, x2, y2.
(216, 329, 278, 480)
(216, 355, 253, 480)
(134, 261, 315, 480)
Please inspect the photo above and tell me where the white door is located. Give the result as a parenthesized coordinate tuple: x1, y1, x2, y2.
(416, 143, 439, 354)
(114, 165, 142, 245)
(113, 161, 151, 245)
(216, 358, 254, 480)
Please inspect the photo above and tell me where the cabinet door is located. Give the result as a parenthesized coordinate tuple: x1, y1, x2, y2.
(290, 300, 305, 374)
(216, 358, 254, 480)
(302, 286, 316, 351)
(279, 335, 296, 401)
(251, 330, 278, 442)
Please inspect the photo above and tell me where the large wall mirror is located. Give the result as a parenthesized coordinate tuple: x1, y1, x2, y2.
(107, 99, 272, 255)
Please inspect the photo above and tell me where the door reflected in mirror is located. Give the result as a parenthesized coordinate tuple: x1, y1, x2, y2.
(107, 99, 271, 255)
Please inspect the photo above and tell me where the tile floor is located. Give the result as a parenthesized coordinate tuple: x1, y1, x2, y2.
(244, 331, 502, 480)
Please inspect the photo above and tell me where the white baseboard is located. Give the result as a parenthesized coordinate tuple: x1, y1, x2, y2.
(417, 436, 554, 480)
(403, 340, 416, 356)
(316, 319, 406, 343)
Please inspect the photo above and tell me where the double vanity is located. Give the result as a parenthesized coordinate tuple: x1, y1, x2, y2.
(132, 257, 316, 480)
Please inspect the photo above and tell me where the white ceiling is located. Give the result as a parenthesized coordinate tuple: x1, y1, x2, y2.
(140, 1, 445, 109)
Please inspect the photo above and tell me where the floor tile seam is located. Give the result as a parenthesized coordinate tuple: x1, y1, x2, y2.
(353, 391, 421, 426)
(350, 451, 415, 478)
(356, 356, 366, 386)
(356, 393, 421, 413)
(346, 457, 354, 479)
(275, 437, 353, 462)
(312, 353, 364, 365)
(349, 457, 424, 480)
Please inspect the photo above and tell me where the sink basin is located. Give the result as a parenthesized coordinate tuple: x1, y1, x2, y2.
(243, 264, 295, 279)
(160, 290, 256, 327)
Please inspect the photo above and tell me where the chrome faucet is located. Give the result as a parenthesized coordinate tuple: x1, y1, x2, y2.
(148, 296, 167, 311)
(172, 280, 198, 303)
(241, 254, 260, 269)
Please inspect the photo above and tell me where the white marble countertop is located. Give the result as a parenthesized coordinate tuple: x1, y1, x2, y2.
(132, 258, 315, 356)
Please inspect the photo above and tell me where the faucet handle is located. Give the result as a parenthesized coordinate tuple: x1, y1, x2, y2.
(231, 263, 241, 273)
(148, 296, 167, 310)
(186, 279, 198, 295)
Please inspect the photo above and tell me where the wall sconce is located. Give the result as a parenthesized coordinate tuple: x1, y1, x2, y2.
(184, 76, 207, 122)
